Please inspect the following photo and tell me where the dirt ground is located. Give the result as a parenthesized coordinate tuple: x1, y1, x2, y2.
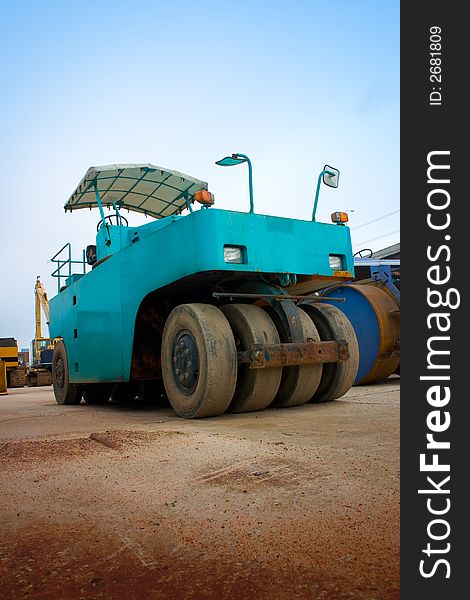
(0, 380, 399, 600)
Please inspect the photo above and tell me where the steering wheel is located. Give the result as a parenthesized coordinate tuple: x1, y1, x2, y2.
(97, 214, 128, 231)
(354, 248, 373, 258)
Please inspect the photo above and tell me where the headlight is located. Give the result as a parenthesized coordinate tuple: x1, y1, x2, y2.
(224, 245, 245, 264)
(329, 255, 343, 270)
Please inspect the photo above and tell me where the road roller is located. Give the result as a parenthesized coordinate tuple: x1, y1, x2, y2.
(321, 258, 400, 385)
(48, 158, 359, 418)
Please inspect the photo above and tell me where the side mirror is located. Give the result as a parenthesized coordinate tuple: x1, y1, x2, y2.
(215, 153, 254, 213)
(312, 164, 341, 221)
(86, 245, 97, 266)
(323, 165, 340, 188)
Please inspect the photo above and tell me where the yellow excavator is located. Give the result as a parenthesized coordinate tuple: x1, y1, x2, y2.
(26, 277, 54, 386)
(0, 337, 26, 390)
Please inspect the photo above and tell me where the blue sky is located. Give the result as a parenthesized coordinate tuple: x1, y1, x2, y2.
(0, 0, 399, 349)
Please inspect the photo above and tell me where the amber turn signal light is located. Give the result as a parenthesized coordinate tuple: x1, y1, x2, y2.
(195, 190, 215, 206)
(331, 211, 348, 224)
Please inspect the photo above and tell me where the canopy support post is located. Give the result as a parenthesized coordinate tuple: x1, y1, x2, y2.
(94, 181, 111, 244)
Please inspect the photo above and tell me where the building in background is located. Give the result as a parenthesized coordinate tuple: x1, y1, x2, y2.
(372, 243, 400, 260)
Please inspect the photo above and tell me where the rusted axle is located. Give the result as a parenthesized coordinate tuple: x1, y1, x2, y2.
(237, 340, 349, 369)
(213, 292, 345, 303)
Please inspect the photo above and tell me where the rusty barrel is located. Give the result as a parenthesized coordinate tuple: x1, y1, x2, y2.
(321, 284, 400, 385)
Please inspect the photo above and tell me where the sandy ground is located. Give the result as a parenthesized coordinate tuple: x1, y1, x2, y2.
(0, 380, 399, 600)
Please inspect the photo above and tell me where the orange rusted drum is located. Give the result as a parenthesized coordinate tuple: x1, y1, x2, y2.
(322, 284, 400, 385)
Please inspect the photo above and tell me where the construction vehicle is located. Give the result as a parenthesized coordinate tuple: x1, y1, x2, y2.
(0, 361, 7, 395)
(26, 277, 53, 386)
(18, 349, 30, 367)
(321, 253, 400, 384)
(48, 159, 359, 418)
(0, 337, 26, 388)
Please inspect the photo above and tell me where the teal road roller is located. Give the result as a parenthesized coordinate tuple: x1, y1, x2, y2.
(49, 157, 359, 418)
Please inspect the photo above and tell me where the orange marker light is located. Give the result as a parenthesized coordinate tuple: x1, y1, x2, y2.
(331, 211, 348, 224)
(195, 190, 215, 206)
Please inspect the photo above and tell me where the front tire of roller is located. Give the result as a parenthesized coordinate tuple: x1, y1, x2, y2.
(300, 303, 359, 402)
(221, 304, 282, 413)
(161, 304, 237, 418)
(52, 340, 82, 405)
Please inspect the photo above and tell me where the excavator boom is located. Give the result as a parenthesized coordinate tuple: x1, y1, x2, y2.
(32, 277, 52, 367)
(35, 278, 50, 327)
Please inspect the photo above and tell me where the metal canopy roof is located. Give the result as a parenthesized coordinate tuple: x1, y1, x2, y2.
(64, 163, 208, 219)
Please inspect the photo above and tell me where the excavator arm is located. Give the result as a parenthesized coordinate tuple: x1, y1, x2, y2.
(35, 277, 50, 340)
(32, 277, 53, 366)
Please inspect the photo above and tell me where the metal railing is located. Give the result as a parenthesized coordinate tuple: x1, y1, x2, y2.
(51, 243, 86, 292)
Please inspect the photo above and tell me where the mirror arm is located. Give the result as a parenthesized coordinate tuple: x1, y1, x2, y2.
(216, 152, 255, 214)
(233, 153, 254, 213)
(312, 169, 334, 221)
(246, 157, 254, 214)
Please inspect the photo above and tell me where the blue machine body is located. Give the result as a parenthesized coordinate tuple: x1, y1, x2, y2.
(352, 258, 400, 302)
(322, 258, 400, 384)
(323, 285, 380, 383)
(49, 164, 354, 384)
